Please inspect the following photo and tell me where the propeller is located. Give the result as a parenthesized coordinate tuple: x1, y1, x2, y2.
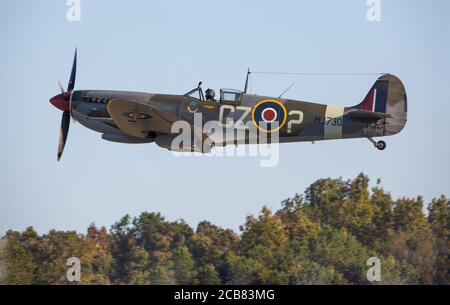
(49, 49, 77, 161)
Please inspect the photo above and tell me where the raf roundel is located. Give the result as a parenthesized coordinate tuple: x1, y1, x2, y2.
(187, 100, 199, 113)
(252, 100, 287, 132)
(261, 107, 277, 122)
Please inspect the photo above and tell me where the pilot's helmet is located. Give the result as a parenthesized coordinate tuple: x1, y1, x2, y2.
(205, 88, 215, 100)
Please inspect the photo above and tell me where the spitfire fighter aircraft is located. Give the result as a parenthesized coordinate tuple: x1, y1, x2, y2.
(50, 51, 407, 160)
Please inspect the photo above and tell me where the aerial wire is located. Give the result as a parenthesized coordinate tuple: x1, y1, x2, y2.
(252, 71, 388, 76)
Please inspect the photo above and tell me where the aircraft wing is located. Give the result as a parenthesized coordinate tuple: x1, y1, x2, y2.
(345, 109, 392, 120)
(107, 99, 211, 150)
(107, 99, 178, 138)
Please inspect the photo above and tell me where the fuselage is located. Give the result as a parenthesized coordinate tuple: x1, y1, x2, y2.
(49, 54, 407, 157)
(69, 84, 406, 148)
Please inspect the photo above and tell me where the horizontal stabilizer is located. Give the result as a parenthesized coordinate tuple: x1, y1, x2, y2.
(345, 109, 391, 120)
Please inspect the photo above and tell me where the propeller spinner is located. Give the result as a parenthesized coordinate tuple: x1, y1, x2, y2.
(49, 49, 77, 161)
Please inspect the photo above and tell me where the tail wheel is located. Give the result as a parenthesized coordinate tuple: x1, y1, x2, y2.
(375, 140, 386, 151)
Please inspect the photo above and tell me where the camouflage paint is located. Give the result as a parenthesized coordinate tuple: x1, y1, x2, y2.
(69, 74, 407, 150)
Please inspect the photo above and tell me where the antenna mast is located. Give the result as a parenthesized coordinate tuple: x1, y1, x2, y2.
(243, 68, 251, 93)
(278, 82, 296, 98)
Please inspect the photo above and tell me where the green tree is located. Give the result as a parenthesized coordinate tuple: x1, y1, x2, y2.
(303, 174, 380, 248)
(369, 181, 394, 253)
(310, 226, 370, 284)
(303, 177, 350, 224)
(172, 241, 194, 284)
(428, 196, 449, 284)
(2, 231, 34, 284)
(109, 215, 136, 283)
(238, 207, 291, 284)
(196, 263, 220, 285)
(1, 173, 447, 285)
(387, 197, 436, 284)
(126, 246, 151, 284)
(84, 224, 113, 284)
(189, 221, 239, 284)
(293, 260, 346, 285)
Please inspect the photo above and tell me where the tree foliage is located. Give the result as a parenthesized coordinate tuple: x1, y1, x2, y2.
(1, 173, 448, 284)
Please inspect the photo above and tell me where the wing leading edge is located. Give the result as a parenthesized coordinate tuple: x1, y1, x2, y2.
(107, 99, 212, 152)
(107, 99, 177, 138)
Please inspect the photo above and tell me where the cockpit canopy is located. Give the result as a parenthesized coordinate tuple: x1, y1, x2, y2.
(184, 86, 205, 101)
(184, 84, 242, 104)
(220, 89, 242, 104)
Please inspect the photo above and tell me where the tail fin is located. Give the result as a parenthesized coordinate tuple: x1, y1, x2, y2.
(354, 74, 407, 135)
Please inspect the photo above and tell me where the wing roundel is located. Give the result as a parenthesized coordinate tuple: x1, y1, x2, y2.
(107, 99, 176, 138)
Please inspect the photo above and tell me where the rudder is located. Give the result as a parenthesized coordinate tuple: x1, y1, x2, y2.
(355, 74, 407, 136)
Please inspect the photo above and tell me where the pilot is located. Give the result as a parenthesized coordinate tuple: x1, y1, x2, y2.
(205, 88, 216, 101)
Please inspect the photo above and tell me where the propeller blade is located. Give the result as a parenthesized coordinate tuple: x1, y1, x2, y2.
(57, 111, 70, 161)
(58, 81, 65, 94)
(67, 49, 77, 92)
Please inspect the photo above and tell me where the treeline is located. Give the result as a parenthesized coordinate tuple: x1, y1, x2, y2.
(1, 173, 448, 285)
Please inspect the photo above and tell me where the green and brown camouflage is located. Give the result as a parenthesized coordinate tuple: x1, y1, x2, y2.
(49, 51, 407, 159)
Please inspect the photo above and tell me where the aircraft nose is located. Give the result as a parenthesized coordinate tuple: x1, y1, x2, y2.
(50, 93, 70, 112)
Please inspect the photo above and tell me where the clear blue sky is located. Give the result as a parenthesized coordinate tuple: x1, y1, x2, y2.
(0, 0, 449, 235)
